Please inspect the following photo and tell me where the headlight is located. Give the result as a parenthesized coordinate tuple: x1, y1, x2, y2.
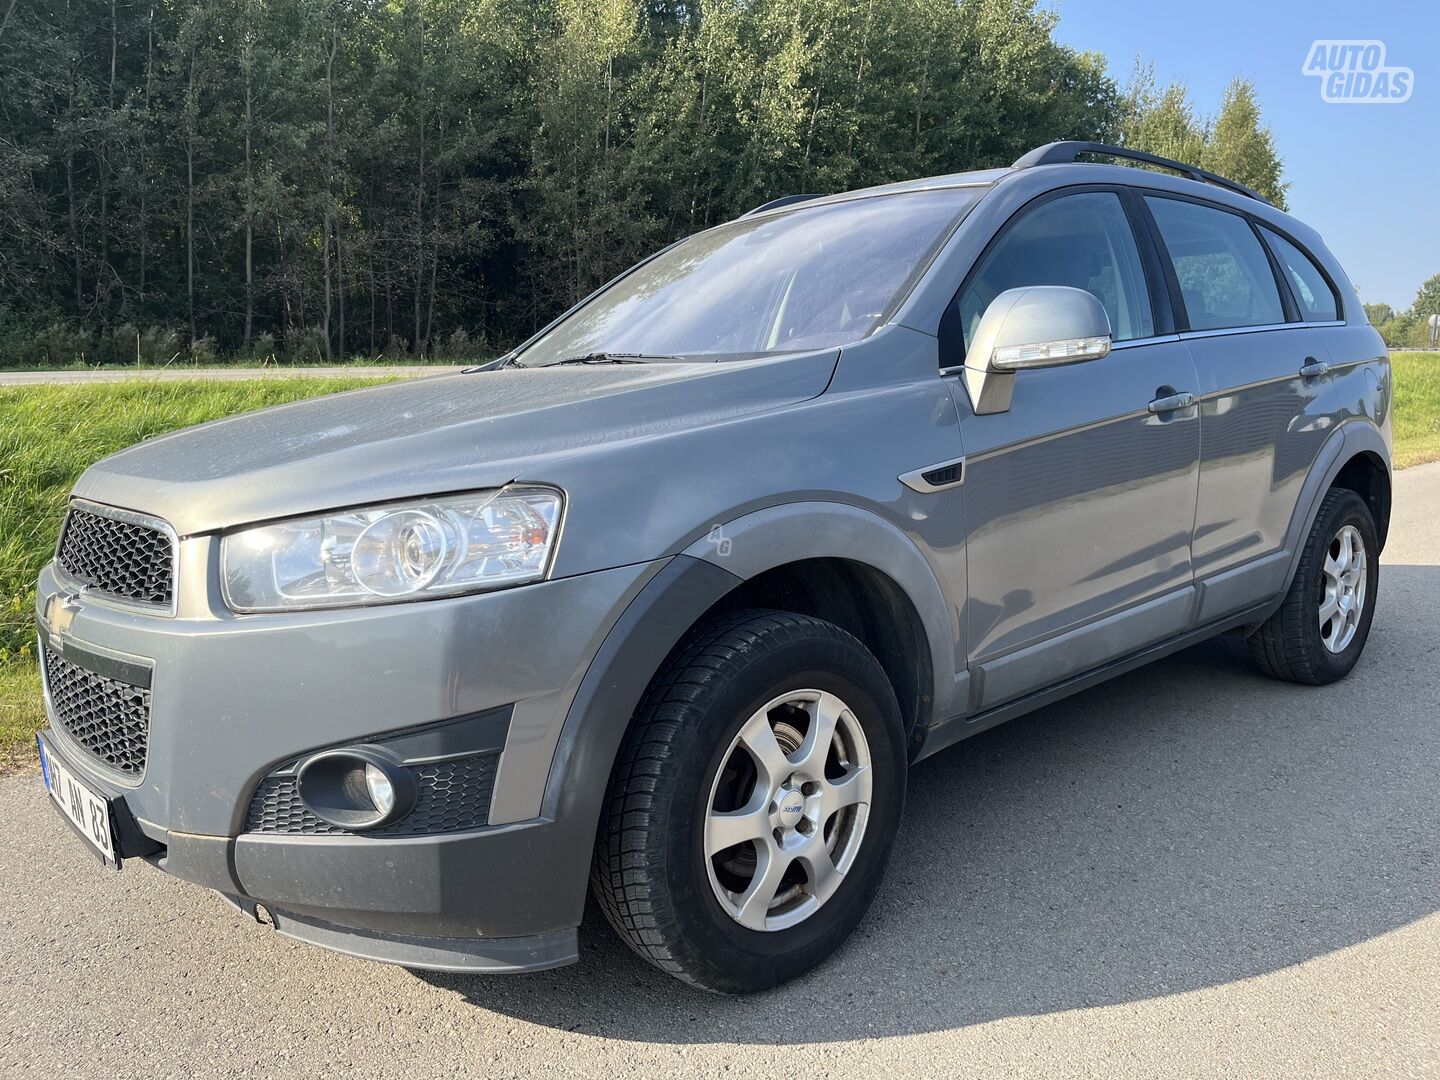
(221, 485, 563, 612)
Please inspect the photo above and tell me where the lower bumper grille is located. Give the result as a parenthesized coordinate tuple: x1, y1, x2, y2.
(42, 644, 150, 776)
(245, 753, 498, 837)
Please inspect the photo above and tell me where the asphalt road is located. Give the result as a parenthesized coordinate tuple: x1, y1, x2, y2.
(3, 465, 1438, 1078)
(0, 365, 461, 385)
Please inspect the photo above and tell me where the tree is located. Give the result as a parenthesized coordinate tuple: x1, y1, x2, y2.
(0, 0, 1290, 364)
(1119, 68, 1287, 208)
(1119, 64, 1208, 167)
(1363, 302, 1393, 327)
(1410, 273, 1440, 321)
(1205, 78, 1287, 208)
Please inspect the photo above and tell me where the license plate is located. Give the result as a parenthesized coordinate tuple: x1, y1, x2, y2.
(37, 736, 120, 869)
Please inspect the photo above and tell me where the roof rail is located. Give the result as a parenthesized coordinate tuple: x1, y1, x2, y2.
(1012, 141, 1273, 206)
(743, 193, 826, 217)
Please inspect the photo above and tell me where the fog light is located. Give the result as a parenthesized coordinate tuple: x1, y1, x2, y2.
(295, 748, 416, 831)
(364, 763, 395, 815)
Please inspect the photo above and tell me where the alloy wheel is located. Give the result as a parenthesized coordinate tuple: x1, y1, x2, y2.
(1319, 523, 1367, 653)
(703, 689, 872, 932)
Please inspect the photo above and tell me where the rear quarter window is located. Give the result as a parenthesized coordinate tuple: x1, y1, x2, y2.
(1259, 226, 1340, 322)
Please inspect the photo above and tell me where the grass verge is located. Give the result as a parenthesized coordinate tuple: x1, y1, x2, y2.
(1391, 353, 1440, 468)
(0, 357, 482, 372)
(0, 664, 43, 773)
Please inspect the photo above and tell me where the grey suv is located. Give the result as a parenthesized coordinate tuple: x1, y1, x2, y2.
(34, 142, 1390, 993)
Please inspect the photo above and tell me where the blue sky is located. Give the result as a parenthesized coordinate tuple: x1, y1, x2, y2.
(1052, 0, 1438, 311)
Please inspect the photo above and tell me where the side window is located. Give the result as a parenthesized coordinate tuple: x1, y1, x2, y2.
(1259, 226, 1340, 322)
(1144, 196, 1284, 331)
(957, 191, 1154, 353)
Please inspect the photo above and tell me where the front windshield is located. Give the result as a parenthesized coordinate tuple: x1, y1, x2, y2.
(516, 188, 980, 366)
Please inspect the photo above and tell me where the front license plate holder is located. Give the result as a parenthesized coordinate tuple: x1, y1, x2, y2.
(37, 734, 122, 870)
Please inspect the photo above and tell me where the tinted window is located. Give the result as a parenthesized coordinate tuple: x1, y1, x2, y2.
(1145, 197, 1284, 331)
(1260, 226, 1339, 322)
(957, 192, 1154, 352)
(517, 189, 978, 365)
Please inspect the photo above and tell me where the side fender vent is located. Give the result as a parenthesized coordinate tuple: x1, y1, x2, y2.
(900, 457, 966, 494)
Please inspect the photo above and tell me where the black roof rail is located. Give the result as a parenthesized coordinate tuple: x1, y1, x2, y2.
(743, 193, 826, 217)
(1012, 141, 1273, 206)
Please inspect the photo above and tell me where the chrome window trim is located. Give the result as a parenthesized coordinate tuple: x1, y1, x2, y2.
(53, 498, 181, 618)
(1181, 321, 1307, 341)
(1108, 334, 1182, 351)
(939, 320, 1347, 374)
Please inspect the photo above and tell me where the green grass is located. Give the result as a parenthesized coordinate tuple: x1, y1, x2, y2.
(0, 357, 475, 372)
(0, 357, 483, 374)
(0, 663, 43, 772)
(2, 358, 1439, 770)
(1390, 352, 1440, 469)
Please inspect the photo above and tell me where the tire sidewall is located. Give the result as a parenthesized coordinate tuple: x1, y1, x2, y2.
(660, 633, 906, 982)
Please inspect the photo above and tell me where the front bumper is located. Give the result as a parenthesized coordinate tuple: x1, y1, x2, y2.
(35, 549, 663, 970)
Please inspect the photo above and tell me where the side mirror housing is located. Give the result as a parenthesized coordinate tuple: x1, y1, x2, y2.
(961, 286, 1112, 415)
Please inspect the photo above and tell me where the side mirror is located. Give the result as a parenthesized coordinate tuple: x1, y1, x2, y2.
(962, 286, 1112, 415)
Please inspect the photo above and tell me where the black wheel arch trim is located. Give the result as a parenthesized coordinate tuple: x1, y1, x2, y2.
(1275, 419, 1390, 614)
(535, 555, 744, 926)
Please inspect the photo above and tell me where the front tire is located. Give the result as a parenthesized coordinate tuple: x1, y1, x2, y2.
(591, 609, 906, 993)
(1249, 488, 1379, 685)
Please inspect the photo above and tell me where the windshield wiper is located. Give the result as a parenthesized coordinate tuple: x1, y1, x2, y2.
(553, 352, 681, 366)
(463, 355, 519, 372)
(465, 351, 682, 371)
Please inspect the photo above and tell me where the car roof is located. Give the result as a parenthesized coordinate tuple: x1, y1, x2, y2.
(743, 168, 1009, 218)
(751, 159, 1319, 251)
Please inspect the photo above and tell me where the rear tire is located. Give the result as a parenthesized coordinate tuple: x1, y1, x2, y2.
(1249, 488, 1378, 685)
(591, 609, 906, 993)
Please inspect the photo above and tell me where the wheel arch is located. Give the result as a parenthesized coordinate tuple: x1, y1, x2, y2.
(1329, 449, 1391, 552)
(534, 504, 958, 930)
(676, 501, 957, 730)
(700, 557, 935, 746)
(1278, 421, 1392, 605)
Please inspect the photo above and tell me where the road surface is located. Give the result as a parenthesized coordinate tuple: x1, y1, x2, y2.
(2, 464, 1437, 1077)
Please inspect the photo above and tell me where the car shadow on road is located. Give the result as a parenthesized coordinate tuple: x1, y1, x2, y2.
(420, 564, 1439, 1043)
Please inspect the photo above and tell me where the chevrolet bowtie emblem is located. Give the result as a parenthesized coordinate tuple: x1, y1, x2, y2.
(44, 592, 81, 637)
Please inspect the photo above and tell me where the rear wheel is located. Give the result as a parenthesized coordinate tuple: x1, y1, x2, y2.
(1249, 488, 1378, 684)
(591, 609, 906, 993)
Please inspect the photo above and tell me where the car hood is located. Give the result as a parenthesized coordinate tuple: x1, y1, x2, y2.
(73, 351, 838, 535)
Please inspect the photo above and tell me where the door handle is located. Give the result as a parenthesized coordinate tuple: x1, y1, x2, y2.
(1148, 391, 1195, 414)
(1299, 357, 1330, 379)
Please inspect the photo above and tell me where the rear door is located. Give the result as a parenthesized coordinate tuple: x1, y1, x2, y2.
(946, 188, 1202, 711)
(1142, 195, 1339, 622)
(1257, 222, 1382, 439)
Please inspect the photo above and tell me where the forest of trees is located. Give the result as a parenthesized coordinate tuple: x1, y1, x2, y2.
(0, 0, 1289, 365)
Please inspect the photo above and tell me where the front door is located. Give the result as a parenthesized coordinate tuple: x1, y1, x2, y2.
(945, 189, 1202, 711)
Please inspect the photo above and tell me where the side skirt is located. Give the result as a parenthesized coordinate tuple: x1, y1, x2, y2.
(911, 601, 1273, 764)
